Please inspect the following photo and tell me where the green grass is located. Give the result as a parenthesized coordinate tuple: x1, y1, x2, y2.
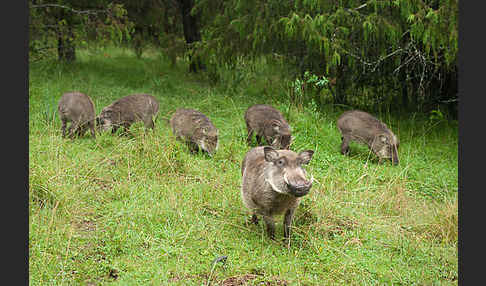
(29, 47, 458, 285)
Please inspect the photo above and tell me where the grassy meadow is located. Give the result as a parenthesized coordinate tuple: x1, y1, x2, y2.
(29, 47, 458, 285)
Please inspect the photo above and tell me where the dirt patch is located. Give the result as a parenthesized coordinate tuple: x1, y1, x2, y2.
(168, 272, 209, 283)
(72, 214, 103, 238)
(220, 274, 258, 286)
(91, 177, 114, 191)
(95, 179, 112, 190)
(322, 215, 359, 239)
(72, 209, 103, 235)
(219, 274, 288, 286)
(74, 219, 97, 233)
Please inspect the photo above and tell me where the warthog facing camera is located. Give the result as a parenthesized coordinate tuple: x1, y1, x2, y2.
(241, 146, 314, 240)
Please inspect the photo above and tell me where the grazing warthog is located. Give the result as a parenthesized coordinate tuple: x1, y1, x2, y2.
(170, 108, 219, 156)
(97, 94, 159, 134)
(241, 146, 314, 240)
(57, 91, 96, 139)
(337, 110, 399, 165)
(244, 104, 292, 150)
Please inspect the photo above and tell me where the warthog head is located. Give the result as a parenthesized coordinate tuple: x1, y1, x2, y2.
(96, 108, 116, 132)
(263, 146, 314, 197)
(372, 133, 399, 165)
(269, 121, 292, 150)
(197, 127, 219, 156)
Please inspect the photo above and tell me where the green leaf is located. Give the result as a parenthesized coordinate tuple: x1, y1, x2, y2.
(426, 9, 435, 19)
(407, 14, 415, 23)
(332, 51, 341, 66)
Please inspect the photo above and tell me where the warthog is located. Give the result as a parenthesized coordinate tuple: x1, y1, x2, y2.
(244, 104, 292, 150)
(97, 94, 159, 134)
(57, 91, 96, 138)
(337, 110, 399, 165)
(170, 108, 219, 156)
(241, 146, 314, 240)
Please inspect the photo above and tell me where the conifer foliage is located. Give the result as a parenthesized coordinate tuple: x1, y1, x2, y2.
(196, 0, 458, 112)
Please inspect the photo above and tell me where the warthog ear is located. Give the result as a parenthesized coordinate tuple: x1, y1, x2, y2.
(264, 146, 279, 162)
(298, 150, 314, 165)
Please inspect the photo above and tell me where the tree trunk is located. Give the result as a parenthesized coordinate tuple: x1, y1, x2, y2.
(399, 69, 409, 111)
(442, 66, 458, 119)
(133, 26, 144, 59)
(411, 76, 420, 112)
(57, 11, 75, 62)
(179, 0, 204, 72)
(334, 63, 347, 105)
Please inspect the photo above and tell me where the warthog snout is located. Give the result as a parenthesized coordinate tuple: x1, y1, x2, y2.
(287, 181, 312, 197)
(284, 174, 313, 197)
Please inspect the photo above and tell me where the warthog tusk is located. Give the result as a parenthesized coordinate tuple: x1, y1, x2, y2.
(265, 178, 286, 194)
(283, 172, 290, 185)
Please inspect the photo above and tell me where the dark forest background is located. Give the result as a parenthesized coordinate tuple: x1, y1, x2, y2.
(29, 0, 458, 118)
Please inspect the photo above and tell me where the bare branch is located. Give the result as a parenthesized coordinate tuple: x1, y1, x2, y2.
(353, 3, 368, 11)
(341, 45, 407, 73)
(393, 54, 416, 74)
(345, 2, 368, 15)
(440, 98, 458, 103)
(31, 3, 109, 15)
